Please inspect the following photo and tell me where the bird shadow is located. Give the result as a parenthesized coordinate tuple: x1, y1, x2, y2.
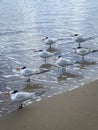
(46, 47, 58, 53)
(75, 60, 96, 69)
(23, 83, 43, 92)
(40, 63, 53, 70)
(57, 72, 83, 82)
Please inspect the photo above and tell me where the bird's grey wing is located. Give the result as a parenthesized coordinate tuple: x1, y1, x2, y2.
(15, 93, 31, 102)
(15, 93, 26, 102)
(24, 69, 33, 76)
(80, 49, 90, 54)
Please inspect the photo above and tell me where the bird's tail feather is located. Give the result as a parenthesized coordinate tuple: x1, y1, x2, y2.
(92, 49, 98, 53)
(34, 90, 46, 97)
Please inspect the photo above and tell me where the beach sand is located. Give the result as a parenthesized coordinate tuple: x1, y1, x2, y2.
(0, 80, 98, 130)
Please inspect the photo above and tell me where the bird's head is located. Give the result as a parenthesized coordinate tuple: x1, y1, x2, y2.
(72, 46, 81, 50)
(16, 66, 27, 71)
(32, 49, 38, 52)
(70, 33, 79, 37)
(57, 55, 62, 59)
(4, 90, 19, 96)
(10, 90, 18, 94)
(41, 36, 48, 41)
(54, 55, 61, 61)
(32, 49, 43, 52)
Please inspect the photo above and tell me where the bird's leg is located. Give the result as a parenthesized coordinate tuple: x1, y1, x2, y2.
(82, 56, 85, 62)
(44, 58, 47, 64)
(26, 78, 30, 82)
(78, 42, 81, 48)
(18, 104, 23, 109)
(49, 44, 51, 48)
(61, 67, 66, 75)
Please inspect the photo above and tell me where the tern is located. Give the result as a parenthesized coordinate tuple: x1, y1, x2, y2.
(32, 49, 53, 64)
(41, 37, 60, 48)
(54, 55, 72, 74)
(73, 47, 98, 61)
(4, 90, 46, 109)
(71, 34, 94, 47)
(16, 66, 33, 82)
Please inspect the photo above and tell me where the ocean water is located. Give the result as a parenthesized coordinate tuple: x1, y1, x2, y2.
(0, 0, 98, 116)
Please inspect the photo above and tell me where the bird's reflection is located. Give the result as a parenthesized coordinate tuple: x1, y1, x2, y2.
(75, 60, 96, 69)
(23, 83, 43, 92)
(40, 63, 53, 69)
(57, 72, 83, 81)
(46, 47, 58, 53)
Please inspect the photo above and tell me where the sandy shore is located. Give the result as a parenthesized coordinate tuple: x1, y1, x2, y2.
(0, 80, 98, 130)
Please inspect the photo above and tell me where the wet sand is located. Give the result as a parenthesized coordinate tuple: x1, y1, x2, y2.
(0, 80, 98, 130)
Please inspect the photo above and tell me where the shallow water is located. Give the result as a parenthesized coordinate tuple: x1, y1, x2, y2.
(0, 0, 98, 116)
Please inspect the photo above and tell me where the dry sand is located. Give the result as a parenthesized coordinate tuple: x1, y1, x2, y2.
(0, 80, 98, 130)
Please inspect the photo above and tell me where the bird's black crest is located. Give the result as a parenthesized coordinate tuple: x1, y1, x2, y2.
(74, 34, 79, 36)
(21, 66, 27, 69)
(39, 50, 43, 52)
(58, 55, 61, 58)
(12, 90, 18, 94)
(77, 46, 81, 49)
(45, 36, 48, 39)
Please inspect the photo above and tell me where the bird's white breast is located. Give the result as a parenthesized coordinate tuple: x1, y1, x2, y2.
(10, 92, 32, 102)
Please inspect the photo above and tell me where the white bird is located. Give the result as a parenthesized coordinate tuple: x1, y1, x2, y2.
(54, 55, 72, 74)
(16, 66, 33, 82)
(4, 90, 46, 109)
(73, 47, 98, 61)
(32, 49, 53, 64)
(71, 34, 94, 47)
(41, 37, 60, 48)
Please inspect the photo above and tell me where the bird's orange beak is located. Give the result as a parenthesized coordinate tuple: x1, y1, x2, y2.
(72, 47, 76, 50)
(16, 68, 20, 71)
(54, 57, 58, 61)
(4, 92, 10, 96)
(32, 49, 38, 52)
(72, 48, 76, 52)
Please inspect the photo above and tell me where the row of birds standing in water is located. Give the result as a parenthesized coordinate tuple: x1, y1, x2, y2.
(31, 33, 98, 75)
(2, 33, 98, 109)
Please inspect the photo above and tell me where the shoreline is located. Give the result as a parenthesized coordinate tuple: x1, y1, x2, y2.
(0, 80, 98, 130)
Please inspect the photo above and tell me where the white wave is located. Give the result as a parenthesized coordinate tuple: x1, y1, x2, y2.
(47, 95, 53, 98)
(0, 91, 3, 94)
(2, 74, 19, 78)
(36, 98, 42, 102)
(0, 100, 4, 103)
(6, 86, 11, 90)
